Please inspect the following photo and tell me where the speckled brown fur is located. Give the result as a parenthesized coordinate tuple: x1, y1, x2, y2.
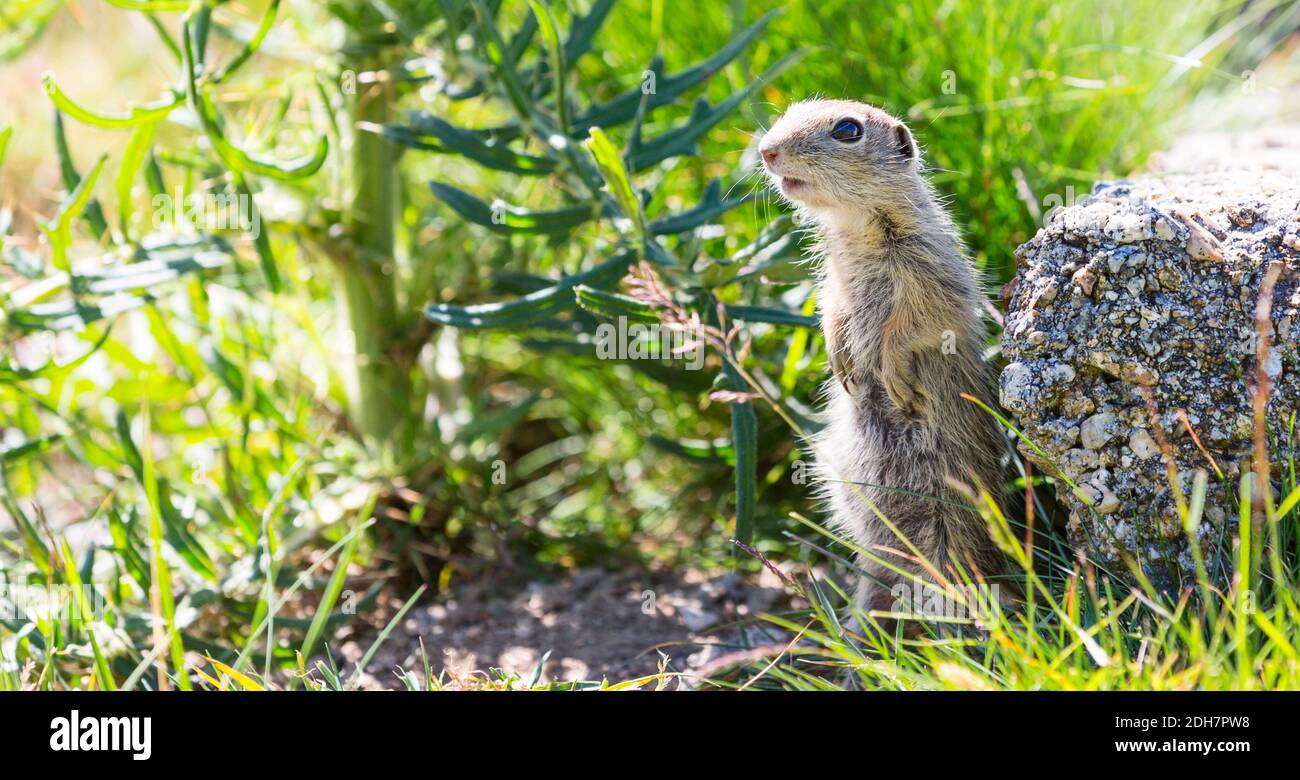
(759, 100, 1007, 616)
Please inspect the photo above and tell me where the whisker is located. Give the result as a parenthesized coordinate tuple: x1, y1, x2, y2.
(725, 167, 761, 201)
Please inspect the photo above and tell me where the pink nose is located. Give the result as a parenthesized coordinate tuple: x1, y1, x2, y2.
(761, 148, 779, 165)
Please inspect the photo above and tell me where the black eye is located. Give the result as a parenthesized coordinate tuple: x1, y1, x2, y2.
(830, 118, 863, 142)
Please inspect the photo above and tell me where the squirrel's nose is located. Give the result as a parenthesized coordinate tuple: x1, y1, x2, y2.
(761, 148, 779, 165)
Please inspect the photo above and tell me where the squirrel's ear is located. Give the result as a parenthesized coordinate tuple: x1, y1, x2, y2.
(894, 124, 917, 161)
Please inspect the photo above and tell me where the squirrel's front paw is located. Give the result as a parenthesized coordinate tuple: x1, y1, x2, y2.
(882, 360, 929, 421)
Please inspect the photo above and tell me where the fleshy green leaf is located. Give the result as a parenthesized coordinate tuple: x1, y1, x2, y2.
(425, 252, 631, 329)
(41, 153, 107, 272)
(180, 19, 327, 184)
(212, 0, 282, 84)
(43, 74, 181, 129)
(528, 0, 568, 135)
(584, 127, 643, 241)
(576, 9, 782, 132)
(573, 284, 658, 322)
(0, 435, 62, 464)
(725, 303, 819, 329)
(114, 122, 158, 241)
(469, 0, 535, 122)
(373, 115, 555, 175)
(648, 435, 735, 464)
(725, 362, 758, 545)
(429, 181, 603, 235)
(648, 178, 751, 235)
(0, 126, 12, 172)
(630, 50, 806, 171)
(53, 111, 108, 240)
(519, 337, 714, 392)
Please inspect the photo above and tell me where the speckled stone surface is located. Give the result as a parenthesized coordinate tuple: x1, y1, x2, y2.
(1000, 172, 1300, 590)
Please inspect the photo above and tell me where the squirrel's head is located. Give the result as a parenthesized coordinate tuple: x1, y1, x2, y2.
(758, 100, 920, 216)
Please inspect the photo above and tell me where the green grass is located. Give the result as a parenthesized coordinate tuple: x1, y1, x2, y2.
(1, 0, 1298, 691)
(707, 429, 1300, 691)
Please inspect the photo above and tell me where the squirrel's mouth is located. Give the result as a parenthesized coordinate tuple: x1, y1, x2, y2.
(779, 177, 806, 195)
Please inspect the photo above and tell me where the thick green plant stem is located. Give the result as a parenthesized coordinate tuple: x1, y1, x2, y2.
(337, 64, 412, 462)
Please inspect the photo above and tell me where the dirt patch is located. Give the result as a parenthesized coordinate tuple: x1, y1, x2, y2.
(338, 567, 796, 689)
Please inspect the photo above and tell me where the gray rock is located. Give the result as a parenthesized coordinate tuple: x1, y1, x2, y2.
(1001, 171, 1300, 591)
(679, 607, 720, 633)
(1080, 412, 1119, 449)
(1128, 429, 1160, 460)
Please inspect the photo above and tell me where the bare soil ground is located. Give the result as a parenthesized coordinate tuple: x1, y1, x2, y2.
(337, 566, 797, 689)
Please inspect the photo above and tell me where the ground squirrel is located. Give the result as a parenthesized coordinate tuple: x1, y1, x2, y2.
(759, 100, 1006, 619)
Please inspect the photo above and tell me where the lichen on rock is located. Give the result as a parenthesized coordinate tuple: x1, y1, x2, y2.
(1000, 171, 1299, 591)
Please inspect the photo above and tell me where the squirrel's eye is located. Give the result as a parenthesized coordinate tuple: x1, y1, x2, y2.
(830, 118, 864, 142)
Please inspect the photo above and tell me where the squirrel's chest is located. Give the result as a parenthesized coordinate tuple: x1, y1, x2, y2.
(819, 265, 894, 369)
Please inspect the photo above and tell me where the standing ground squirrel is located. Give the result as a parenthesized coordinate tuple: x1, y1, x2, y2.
(759, 100, 1006, 619)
